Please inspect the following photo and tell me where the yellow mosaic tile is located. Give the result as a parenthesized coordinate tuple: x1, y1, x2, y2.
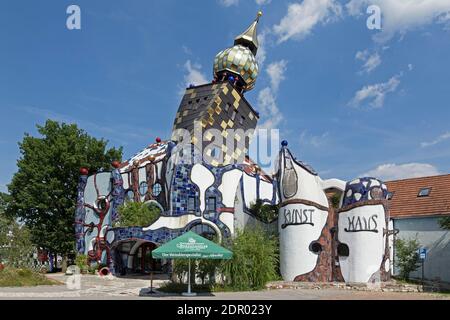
(205, 131, 213, 141)
(222, 86, 229, 95)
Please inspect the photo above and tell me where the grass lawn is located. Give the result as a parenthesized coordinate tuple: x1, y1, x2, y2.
(0, 267, 60, 287)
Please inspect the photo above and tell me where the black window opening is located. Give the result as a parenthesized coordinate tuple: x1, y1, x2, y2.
(207, 197, 217, 212)
(187, 196, 196, 212)
(418, 187, 431, 197)
(337, 243, 350, 257)
(387, 191, 395, 200)
(190, 223, 216, 241)
(309, 241, 322, 254)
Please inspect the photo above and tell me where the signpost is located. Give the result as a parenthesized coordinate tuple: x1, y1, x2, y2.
(419, 247, 427, 289)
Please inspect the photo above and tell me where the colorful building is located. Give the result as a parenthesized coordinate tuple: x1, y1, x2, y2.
(74, 13, 398, 283)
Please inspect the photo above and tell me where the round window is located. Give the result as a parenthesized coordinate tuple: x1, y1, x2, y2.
(139, 182, 148, 196)
(309, 241, 323, 254)
(96, 198, 108, 211)
(370, 187, 383, 200)
(337, 243, 350, 257)
(152, 183, 162, 197)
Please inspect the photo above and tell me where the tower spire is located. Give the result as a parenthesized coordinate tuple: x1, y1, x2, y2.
(234, 11, 262, 56)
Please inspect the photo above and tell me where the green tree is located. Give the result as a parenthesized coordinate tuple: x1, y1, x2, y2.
(222, 227, 279, 291)
(395, 237, 421, 280)
(6, 120, 122, 271)
(114, 202, 160, 227)
(0, 217, 35, 268)
(1, 194, 35, 268)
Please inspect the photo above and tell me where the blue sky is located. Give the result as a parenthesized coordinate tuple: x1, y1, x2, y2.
(1, 0, 450, 192)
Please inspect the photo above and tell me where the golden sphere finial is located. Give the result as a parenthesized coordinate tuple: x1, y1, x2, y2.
(257, 11, 263, 20)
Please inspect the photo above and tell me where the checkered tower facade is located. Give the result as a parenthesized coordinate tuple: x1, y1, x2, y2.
(172, 82, 259, 166)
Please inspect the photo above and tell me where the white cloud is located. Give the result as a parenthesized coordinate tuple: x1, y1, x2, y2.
(273, 0, 342, 43)
(183, 60, 208, 87)
(300, 130, 330, 148)
(362, 163, 441, 181)
(421, 132, 450, 147)
(257, 87, 283, 129)
(182, 45, 192, 55)
(355, 49, 381, 74)
(220, 0, 271, 6)
(256, 30, 268, 66)
(257, 60, 288, 129)
(219, 0, 239, 7)
(408, 63, 414, 71)
(266, 60, 288, 91)
(256, 0, 271, 5)
(346, 0, 450, 42)
(349, 74, 401, 108)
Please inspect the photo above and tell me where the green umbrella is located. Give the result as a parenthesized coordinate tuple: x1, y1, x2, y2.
(152, 231, 232, 296)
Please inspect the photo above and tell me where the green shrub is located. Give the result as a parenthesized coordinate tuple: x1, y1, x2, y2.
(0, 267, 56, 287)
(173, 259, 196, 284)
(221, 227, 279, 291)
(75, 254, 88, 270)
(197, 259, 222, 285)
(249, 200, 278, 223)
(17, 268, 32, 277)
(395, 237, 421, 280)
(114, 202, 160, 227)
(438, 216, 450, 230)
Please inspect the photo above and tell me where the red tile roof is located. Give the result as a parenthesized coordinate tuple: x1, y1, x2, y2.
(386, 174, 450, 218)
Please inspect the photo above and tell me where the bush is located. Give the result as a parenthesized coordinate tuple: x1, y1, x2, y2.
(114, 202, 160, 227)
(197, 259, 222, 285)
(75, 254, 88, 270)
(0, 214, 35, 268)
(438, 216, 450, 230)
(221, 227, 279, 291)
(249, 200, 278, 223)
(0, 266, 57, 287)
(173, 259, 196, 284)
(395, 237, 421, 280)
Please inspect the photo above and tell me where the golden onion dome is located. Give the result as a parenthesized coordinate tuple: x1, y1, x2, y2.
(213, 45, 259, 91)
(213, 12, 262, 92)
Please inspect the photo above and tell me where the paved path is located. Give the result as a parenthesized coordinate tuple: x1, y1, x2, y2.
(0, 273, 448, 300)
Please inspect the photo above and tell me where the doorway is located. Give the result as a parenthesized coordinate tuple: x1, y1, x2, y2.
(132, 242, 161, 274)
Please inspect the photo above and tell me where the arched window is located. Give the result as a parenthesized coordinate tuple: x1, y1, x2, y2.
(126, 190, 134, 202)
(139, 182, 148, 196)
(189, 224, 216, 241)
(152, 183, 162, 197)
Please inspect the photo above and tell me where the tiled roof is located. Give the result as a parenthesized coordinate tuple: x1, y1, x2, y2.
(386, 174, 450, 218)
